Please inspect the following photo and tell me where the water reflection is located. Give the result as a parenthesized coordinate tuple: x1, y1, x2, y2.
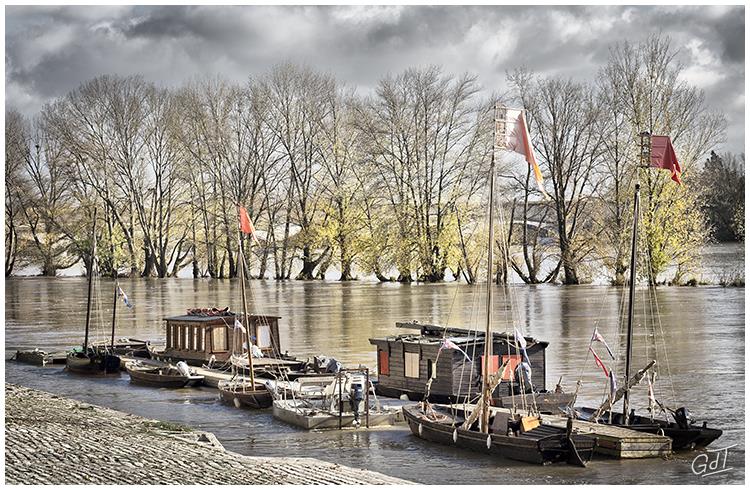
(4, 278, 745, 484)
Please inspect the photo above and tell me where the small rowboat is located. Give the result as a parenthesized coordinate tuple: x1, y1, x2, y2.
(126, 363, 204, 388)
(218, 379, 274, 409)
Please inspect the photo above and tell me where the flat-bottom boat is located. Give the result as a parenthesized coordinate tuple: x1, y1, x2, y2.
(218, 379, 274, 409)
(575, 406, 722, 450)
(66, 348, 121, 375)
(273, 398, 404, 430)
(403, 403, 597, 466)
(126, 362, 204, 388)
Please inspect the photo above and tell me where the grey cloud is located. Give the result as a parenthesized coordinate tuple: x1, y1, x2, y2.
(5, 5, 744, 154)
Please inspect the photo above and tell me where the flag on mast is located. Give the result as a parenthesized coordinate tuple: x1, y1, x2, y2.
(650, 135, 682, 184)
(117, 286, 133, 308)
(514, 327, 531, 364)
(498, 107, 550, 199)
(591, 327, 616, 360)
(439, 338, 473, 363)
(238, 205, 261, 246)
(589, 346, 609, 377)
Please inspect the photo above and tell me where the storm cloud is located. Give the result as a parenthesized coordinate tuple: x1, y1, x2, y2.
(5, 5, 745, 153)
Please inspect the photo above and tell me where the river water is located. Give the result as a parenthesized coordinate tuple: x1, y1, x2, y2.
(4, 278, 745, 484)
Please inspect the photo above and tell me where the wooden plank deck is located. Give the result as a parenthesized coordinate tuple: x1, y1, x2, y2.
(442, 403, 672, 459)
(542, 414, 672, 459)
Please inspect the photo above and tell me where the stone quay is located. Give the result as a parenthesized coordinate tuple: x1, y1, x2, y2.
(5, 383, 410, 485)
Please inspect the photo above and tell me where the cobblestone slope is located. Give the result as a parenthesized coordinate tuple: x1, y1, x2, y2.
(4, 383, 409, 485)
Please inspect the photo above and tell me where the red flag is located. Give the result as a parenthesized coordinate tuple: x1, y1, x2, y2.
(589, 346, 609, 377)
(650, 136, 682, 184)
(238, 206, 255, 235)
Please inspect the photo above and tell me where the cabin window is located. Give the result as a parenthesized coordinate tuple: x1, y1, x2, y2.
(171, 324, 179, 348)
(378, 349, 389, 376)
(405, 352, 420, 378)
(480, 355, 500, 376)
(190, 327, 198, 351)
(212, 326, 228, 352)
(501, 354, 522, 381)
(427, 359, 436, 380)
(257, 324, 272, 349)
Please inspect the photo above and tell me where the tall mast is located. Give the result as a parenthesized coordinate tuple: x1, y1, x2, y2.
(108, 202, 118, 351)
(623, 132, 648, 425)
(237, 209, 256, 387)
(481, 104, 499, 434)
(83, 207, 98, 351)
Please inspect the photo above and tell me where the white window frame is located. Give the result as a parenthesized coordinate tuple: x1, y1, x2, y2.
(405, 352, 420, 378)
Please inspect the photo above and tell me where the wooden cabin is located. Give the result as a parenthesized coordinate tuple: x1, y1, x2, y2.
(160, 309, 282, 366)
(369, 321, 549, 402)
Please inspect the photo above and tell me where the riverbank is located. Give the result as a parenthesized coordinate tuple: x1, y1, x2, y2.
(4, 383, 409, 485)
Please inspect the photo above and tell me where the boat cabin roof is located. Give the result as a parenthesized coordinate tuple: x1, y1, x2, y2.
(370, 321, 548, 349)
(164, 313, 281, 323)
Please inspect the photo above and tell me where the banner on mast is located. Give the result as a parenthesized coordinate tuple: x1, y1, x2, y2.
(650, 135, 682, 184)
(495, 106, 549, 199)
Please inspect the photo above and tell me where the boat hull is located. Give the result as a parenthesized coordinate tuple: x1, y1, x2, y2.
(403, 405, 596, 466)
(126, 366, 204, 388)
(272, 400, 404, 430)
(66, 351, 121, 375)
(576, 407, 722, 450)
(218, 383, 273, 409)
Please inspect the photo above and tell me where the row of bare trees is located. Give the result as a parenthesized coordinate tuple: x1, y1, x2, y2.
(5, 35, 733, 285)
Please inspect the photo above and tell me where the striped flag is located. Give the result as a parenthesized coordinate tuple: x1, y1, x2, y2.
(589, 346, 609, 377)
(591, 327, 615, 360)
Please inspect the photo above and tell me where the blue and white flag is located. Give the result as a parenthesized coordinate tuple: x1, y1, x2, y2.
(117, 286, 134, 308)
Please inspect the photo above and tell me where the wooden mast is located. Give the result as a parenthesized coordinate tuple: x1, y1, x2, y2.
(237, 207, 256, 387)
(481, 104, 499, 434)
(108, 202, 118, 351)
(83, 207, 98, 351)
(623, 132, 648, 425)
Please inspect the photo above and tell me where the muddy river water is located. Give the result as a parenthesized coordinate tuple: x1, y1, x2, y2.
(4, 277, 744, 484)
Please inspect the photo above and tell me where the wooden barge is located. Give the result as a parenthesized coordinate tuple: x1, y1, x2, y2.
(370, 321, 567, 410)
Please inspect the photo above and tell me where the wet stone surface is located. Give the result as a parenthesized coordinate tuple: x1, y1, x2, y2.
(4, 383, 409, 485)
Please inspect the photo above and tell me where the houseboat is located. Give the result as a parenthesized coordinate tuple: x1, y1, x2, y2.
(151, 307, 305, 375)
(370, 321, 569, 411)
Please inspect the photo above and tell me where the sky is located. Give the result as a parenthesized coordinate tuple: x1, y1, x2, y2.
(5, 4, 745, 154)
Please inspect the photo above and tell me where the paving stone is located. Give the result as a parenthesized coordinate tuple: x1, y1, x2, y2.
(5, 383, 409, 485)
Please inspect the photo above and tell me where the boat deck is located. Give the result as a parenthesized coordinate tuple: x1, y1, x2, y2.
(542, 414, 672, 458)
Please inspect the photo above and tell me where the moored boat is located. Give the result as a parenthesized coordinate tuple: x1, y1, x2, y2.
(218, 379, 274, 409)
(126, 361, 204, 388)
(403, 403, 596, 466)
(271, 370, 404, 430)
(570, 134, 722, 452)
(66, 347, 121, 375)
(65, 208, 121, 375)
